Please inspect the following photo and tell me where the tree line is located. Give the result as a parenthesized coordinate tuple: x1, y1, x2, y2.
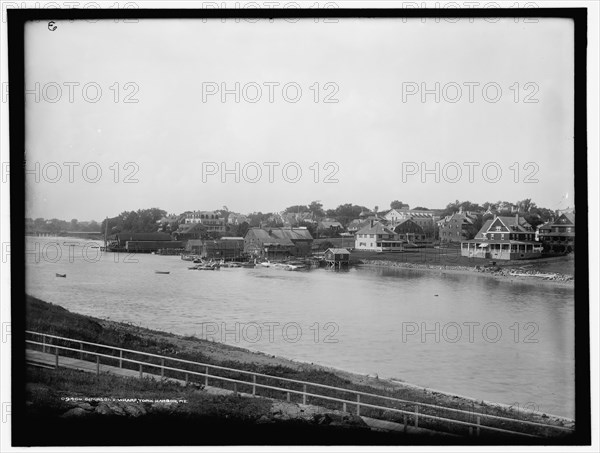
(30, 198, 563, 237)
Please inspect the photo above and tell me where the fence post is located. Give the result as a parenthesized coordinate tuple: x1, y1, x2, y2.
(185, 373, 189, 385)
(80, 342, 84, 359)
(252, 375, 256, 396)
(286, 392, 290, 402)
(55, 346, 59, 368)
(403, 414, 407, 432)
(233, 383, 237, 396)
(161, 358, 165, 378)
(139, 364, 143, 379)
(205, 366, 209, 386)
(476, 416, 481, 437)
(415, 406, 419, 428)
(343, 402, 347, 413)
(42, 335, 45, 353)
(302, 384, 307, 405)
(96, 356, 100, 376)
(119, 350, 123, 368)
(356, 394, 360, 416)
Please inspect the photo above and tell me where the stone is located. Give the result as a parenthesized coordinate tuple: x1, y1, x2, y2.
(61, 407, 90, 418)
(256, 415, 272, 424)
(76, 402, 94, 411)
(95, 403, 114, 416)
(105, 402, 126, 416)
(122, 403, 146, 417)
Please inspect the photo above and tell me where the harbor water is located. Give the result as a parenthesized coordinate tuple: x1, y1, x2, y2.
(24, 236, 575, 418)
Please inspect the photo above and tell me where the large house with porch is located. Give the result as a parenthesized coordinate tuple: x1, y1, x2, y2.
(354, 221, 403, 252)
(460, 214, 542, 260)
(393, 219, 426, 243)
(183, 211, 226, 234)
(537, 212, 575, 253)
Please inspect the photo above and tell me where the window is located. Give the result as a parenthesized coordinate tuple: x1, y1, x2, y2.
(495, 226, 501, 231)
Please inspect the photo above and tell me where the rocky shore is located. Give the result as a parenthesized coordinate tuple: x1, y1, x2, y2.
(358, 260, 574, 287)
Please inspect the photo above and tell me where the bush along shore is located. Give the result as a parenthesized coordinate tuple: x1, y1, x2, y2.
(23, 295, 575, 444)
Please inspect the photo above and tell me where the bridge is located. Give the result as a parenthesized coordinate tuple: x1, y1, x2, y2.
(26, 231, 102, 237)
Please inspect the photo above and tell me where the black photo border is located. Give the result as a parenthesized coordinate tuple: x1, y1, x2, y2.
(7, 6, 590, 447)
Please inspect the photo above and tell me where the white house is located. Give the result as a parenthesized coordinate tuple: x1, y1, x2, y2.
(355, 221, 403, 252)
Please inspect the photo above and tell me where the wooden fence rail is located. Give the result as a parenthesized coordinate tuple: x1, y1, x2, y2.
(25, 330, 574, 439)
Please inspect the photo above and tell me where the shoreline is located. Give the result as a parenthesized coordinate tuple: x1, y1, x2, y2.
(355, 260, 574, 288)
(25, 296, 575, 431)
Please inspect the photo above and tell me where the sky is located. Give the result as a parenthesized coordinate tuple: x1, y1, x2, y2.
(23, 17, 575, 221)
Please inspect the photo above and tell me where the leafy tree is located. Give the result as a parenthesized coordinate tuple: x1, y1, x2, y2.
(332, 204, 369, 227)
(308, 201, 325, 218)
(284, 205, 309, 214)
(516, 198, 536, 213)
(247, 212, 273, 227)
(300, 221, 317, 237)
(231, 221, 250, 237)
(390, 200, 404, 209)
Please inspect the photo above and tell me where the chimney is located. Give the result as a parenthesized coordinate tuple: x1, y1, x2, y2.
(370, 219, 375, 228)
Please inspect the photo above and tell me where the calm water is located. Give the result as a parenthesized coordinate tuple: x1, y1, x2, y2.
(25, 237, 575, 418)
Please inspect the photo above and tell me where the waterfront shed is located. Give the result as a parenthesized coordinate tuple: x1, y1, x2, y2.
(323, 248, 350, 269)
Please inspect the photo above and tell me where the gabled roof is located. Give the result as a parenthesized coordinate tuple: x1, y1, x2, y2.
(318, 221, 343, 229)
(439, 212, 479, 225)
(246, 227, 313, 244)
(356, 222, 397, 236)
(247, 228, 294, 246)
(347, 219, 370, 230)
(383, 209, 403, 218)
(274, 228, 313, 241)
(393, 218, 425, 231)
(555, 212, 575, 225)
(475, 216, 532, 238)
(325, 248, 350, 255)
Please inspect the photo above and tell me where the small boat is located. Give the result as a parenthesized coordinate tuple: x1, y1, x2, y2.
(240, 262, 255, 268)
(181, 254, 198, 261)
(55, 273, 66, 278)
(196, 265, 219, 270)
(192, 260, 220, 270)
(284, 264, 306, 271)
(155, 271, 170, 274)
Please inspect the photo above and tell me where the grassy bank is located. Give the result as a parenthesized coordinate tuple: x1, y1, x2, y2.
(24, 295, 574, 442)
(25, 367, 389, 446)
